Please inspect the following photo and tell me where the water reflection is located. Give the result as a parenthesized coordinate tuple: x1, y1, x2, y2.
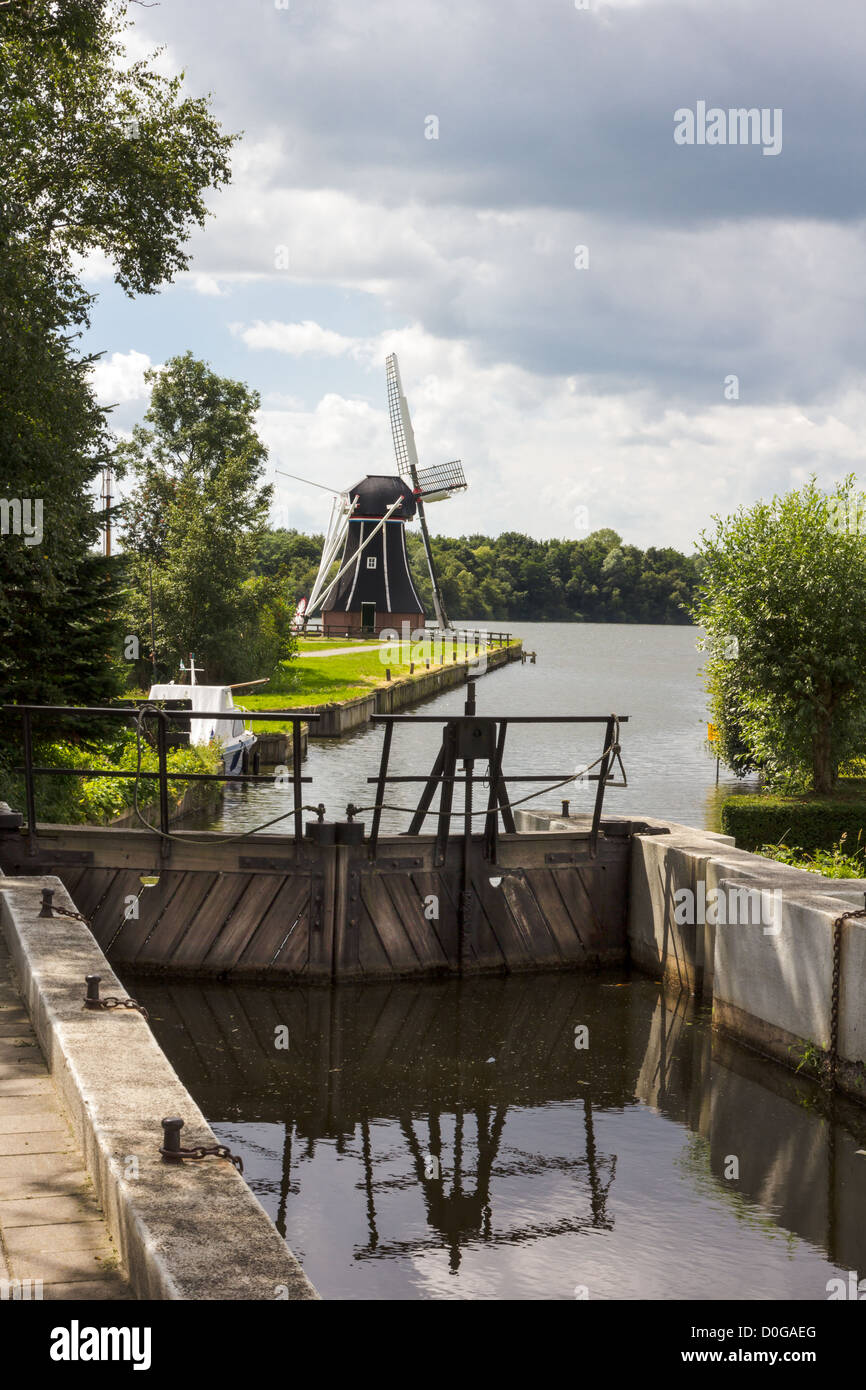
(131, 970, 866, 1299)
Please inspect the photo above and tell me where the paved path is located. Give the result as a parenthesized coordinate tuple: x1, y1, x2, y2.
(299, 643, 386, 657)
(0, 934, 132, 1300)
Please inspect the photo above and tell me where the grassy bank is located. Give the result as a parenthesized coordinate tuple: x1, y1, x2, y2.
(125, 636, 519, 736)
(243, 643, 503, 732)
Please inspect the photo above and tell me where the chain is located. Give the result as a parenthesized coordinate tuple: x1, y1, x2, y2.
(828, 903, 866, 1089)
(45, 902, 91, 926)
(159, 1143, 244, 1174)
(88, 996, 149, 1020)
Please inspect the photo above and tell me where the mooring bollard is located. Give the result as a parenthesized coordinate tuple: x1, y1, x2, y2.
(84, 975, 102, 1009)
(161, 1117, 185, 1164)
(38, 886, 55, 917)
(561, 800, 570, 818)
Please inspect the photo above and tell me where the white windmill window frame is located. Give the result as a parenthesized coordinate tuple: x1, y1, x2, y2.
(366, 555, 378, 569)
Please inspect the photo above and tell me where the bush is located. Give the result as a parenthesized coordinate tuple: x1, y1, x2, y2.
(0, 730, 220, 825)
(721, 780, 866, 853)
(758, 836, 866, 878)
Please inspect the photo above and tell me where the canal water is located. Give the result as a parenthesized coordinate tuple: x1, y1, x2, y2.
(135, 969, 866, 1301)
(204, 622, 756, 839)
(135, 621, 861, 1301)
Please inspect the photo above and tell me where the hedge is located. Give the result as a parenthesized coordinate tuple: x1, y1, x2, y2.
(721, 780, 866, 854)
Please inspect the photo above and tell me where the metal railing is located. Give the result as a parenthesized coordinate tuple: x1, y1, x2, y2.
(365, 680, 628, 861)
(3, 703, 319, 851)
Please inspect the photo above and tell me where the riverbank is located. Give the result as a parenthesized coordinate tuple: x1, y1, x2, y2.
(241, 635, 522, 735)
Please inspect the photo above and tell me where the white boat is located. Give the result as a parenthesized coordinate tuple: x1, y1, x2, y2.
(147, 659, 264, 777)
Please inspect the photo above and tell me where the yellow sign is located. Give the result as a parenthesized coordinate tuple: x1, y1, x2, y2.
(707, 723, 719, 744)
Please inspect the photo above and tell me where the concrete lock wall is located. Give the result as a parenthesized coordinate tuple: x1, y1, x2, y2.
(520, 809, 866, 1105)
(626, 820, 866, 1105)
(0, 874, 318, 1301)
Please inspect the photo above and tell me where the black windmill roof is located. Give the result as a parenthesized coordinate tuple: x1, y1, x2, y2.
(349, 475, 417, 520)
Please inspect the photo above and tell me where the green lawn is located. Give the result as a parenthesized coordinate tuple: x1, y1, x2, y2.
(241, 650, 431, 730)
(127, 636, 519, 735)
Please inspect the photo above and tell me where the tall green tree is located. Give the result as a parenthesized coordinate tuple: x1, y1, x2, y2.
(119, 355, 287, 683)
(693, 477, 866, 794)
(0, 0, 235, 706)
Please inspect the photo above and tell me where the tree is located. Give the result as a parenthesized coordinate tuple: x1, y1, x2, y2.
(119, 355, 289, 683)
(1, 0, 234, 296)
(0, 0, 235, 705)
(0, 214, 123, 706)
(692, 477, 866, 794)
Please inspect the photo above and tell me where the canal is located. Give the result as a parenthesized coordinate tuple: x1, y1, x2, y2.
(134, 969, 866, 1300)
(132, 621, 864, 1300)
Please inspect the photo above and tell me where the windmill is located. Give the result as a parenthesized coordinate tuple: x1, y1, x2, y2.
(286, 356, 467, 637)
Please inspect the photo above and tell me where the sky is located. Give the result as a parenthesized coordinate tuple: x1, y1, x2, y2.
(86, 0, 866, 551)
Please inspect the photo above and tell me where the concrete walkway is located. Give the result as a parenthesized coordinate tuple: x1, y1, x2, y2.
(0, 934, 131, 1300)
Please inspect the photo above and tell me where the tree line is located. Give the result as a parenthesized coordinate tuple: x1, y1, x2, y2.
(253, 528, 701, 625)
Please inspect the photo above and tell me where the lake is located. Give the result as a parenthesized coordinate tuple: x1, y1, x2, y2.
(206, 622, 754, 838)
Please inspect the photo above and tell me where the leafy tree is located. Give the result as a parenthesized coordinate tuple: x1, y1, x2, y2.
(693, 477, 866, 794)
(0, 214, 123, 706)
(0, 0, 235, 706)
(1, 0, 234, 295)
(119, 355, 290, 683)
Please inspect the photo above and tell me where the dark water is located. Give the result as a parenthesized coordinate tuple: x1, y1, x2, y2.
(135, 970, 866, 1301)
(203, 622, 757, 838)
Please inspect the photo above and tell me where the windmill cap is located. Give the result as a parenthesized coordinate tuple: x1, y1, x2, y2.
(349, 475, 416, 519)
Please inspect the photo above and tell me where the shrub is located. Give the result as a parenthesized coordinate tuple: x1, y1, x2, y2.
(722, 781, 866, 854)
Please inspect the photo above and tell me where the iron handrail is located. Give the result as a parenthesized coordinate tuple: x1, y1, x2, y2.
(2, 702, 319, 850)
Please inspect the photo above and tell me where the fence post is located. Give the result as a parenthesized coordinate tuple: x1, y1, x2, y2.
(21, 709, 37, 851)
(292, 719, 304, 846)
(156, 711, 171, 857)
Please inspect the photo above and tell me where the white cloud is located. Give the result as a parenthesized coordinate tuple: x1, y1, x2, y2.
(255, 322, 866, 549)
(190, 273, 227, 297)
(233, 319, 360, 357)
(89, 350, 156, 404)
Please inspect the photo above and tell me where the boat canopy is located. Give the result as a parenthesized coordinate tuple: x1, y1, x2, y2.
(147, 683, 244, 747)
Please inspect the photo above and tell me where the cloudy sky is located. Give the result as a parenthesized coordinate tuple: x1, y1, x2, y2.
(86, 0, 866, 550)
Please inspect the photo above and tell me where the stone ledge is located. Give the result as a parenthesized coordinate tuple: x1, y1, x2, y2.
(0, 875, 318, 1301)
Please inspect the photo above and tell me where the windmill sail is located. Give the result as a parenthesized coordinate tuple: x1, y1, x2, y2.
(385, 353, 460, 631)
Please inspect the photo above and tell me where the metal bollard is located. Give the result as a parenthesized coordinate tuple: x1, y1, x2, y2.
(161, 1117, 185, 1163)
(561, 800, 570, 818)
(39, 887, 55, 917)
(84, 975, 102, 1009)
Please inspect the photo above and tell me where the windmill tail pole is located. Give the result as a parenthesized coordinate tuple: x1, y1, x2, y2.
(416, 494, 450, 632)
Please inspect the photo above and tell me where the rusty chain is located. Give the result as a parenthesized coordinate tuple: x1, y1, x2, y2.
(86, 995, 149, 1020)
(44, 901, 92, 926)
(828, 903, 866, 1089)
(159, 1143, 244, 1174)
